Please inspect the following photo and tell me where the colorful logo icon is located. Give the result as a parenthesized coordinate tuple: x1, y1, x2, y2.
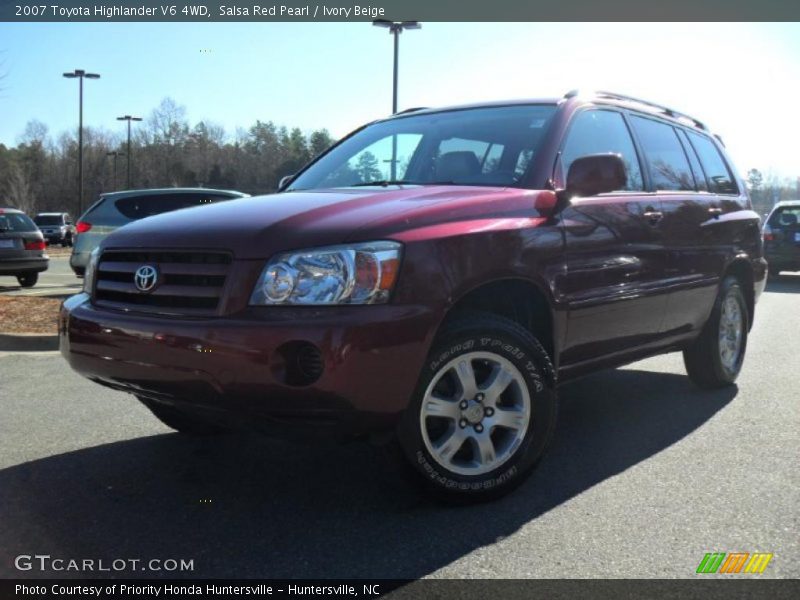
(696, 552, 773, 574)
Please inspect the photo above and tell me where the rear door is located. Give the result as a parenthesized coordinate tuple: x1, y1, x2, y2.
(557, 109, 669, 365)
(627, 115, 719, 334)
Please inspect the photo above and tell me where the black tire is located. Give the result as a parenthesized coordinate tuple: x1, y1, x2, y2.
(16, 272, 38, 288)
(683, 276, 749, 389)
(137, 397, 226, 435)
(397, 312, 558, 503)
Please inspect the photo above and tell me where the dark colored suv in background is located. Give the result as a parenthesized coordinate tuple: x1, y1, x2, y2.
(60, 91, 766, 501)
(763, 200, 800, 276)
(70, 188, 249, 276)
(0, 208, 48, 287)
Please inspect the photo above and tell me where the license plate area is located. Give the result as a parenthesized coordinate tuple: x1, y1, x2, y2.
(794, 232, 800, 243)
(0, 239, 16, 248)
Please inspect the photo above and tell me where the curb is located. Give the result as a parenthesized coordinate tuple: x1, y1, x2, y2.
(0, 333, 59, 352)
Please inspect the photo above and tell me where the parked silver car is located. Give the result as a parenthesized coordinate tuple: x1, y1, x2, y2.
(70, 188, 249, 276)
(0, 208, 48, 287)
(33, 212, 75, 247)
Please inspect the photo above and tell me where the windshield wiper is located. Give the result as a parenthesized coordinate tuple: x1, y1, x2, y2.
(349, 180, 421, 187)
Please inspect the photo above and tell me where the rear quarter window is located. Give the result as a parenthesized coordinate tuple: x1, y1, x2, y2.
(686, 131, 739, 195)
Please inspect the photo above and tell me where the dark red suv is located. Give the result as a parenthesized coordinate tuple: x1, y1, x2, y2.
(60, 91, 766, 501)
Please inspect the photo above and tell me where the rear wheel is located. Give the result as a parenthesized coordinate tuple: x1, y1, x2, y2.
(398, 313, 557, 503)
(16, 272, 38, 288)
(137, 397, 226, 435)
(683, 276, 748, 389)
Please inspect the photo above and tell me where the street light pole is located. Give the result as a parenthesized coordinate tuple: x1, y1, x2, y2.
(372, 20, 421, 180)
(372, 20, 421, 115)
(63, 69, 100, 216)
(106, 151, 125, 190)
(116, 115, 142, 189)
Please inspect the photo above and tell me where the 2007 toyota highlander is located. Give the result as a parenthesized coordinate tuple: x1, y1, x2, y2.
(60, 91, 766, 501)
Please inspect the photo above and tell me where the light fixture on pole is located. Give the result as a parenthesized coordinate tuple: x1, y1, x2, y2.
(63, 69, 100, 216)
(116, 115, 143, 189)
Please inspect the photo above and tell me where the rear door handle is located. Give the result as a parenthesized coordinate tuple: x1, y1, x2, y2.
(643, 209, 663, 225)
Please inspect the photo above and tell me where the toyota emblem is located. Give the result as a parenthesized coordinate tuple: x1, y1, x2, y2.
(134, 265, 159, 292)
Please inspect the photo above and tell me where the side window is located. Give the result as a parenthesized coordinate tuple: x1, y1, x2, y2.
(322, 133, 423, 186)
(686, 131, 739, 195)
(676, 130, 708, 192)
(561, 110, 644, 191)
(630, 116, 695, 191)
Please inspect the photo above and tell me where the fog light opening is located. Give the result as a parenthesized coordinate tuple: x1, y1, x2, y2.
(272, 341, 324, 386)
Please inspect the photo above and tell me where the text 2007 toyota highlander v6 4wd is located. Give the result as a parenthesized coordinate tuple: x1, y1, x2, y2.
(61, 91, 766, 501)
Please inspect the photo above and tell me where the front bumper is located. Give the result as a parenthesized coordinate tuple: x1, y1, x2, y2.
(60, 294, 437, 435)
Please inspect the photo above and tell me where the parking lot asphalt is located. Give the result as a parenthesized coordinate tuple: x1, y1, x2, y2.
(0, 255, 81, 298)
(0, 276, 797, 580)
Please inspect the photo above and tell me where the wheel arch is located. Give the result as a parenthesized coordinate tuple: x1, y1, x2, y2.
(439, 277, 558, 367)
(724, 258, 755, 330)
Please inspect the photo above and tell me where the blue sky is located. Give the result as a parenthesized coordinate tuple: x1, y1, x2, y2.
(1, 22, 799, 177)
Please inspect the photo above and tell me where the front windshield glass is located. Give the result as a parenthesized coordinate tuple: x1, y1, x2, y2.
(288, 105, 557, 191)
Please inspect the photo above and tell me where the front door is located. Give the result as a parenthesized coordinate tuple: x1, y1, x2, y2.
(555, 109, 668, 366)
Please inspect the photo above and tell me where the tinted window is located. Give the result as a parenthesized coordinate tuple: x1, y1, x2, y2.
(561, 110, 644, 191)
(686, 131, 738, 194)
(0, 213, 37, 232)
(768, 207, 800, 227)
(676, 130, 708, 192)
(630, 116, 695, 191)
(34, 215, 64, 226)
(289, 105, 557, 190)
(113, 193, 234, 220)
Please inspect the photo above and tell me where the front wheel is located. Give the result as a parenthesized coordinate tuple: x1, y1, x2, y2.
(398, 313, 557, 503)
(683, 276, 748, 389)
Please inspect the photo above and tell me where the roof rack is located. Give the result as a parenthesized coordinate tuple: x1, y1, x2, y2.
(394, 106, 428, 115)
(563, 89, 707, 131)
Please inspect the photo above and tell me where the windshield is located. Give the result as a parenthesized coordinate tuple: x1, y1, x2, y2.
(34, 215, 64, 226)
(287, 105, 557, 191)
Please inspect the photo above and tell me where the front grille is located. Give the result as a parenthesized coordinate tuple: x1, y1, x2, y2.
(94, 250, 232, 316)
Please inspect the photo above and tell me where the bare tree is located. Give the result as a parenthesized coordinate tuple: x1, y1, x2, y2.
(5, 162, 36, 214)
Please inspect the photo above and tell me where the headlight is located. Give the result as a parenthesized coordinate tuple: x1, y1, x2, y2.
(250, 241, 402, 306)
(83, 247, 100, 293)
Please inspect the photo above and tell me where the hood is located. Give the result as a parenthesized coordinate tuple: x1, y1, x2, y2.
(103, 186, 550, 259)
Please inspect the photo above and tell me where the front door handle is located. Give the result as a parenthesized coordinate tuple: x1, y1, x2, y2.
(708, 207, 723, 217)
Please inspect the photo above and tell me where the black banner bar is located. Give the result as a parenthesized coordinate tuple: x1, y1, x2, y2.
(2, 0, 800, 22)
(2, 579, 800, 600)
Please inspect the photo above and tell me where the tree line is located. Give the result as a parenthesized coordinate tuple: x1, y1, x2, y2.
(0, 97, 336, 216)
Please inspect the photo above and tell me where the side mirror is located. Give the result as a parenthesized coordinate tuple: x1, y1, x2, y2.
(278, 174, 295, 191)
(564, 153, 627, 198)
